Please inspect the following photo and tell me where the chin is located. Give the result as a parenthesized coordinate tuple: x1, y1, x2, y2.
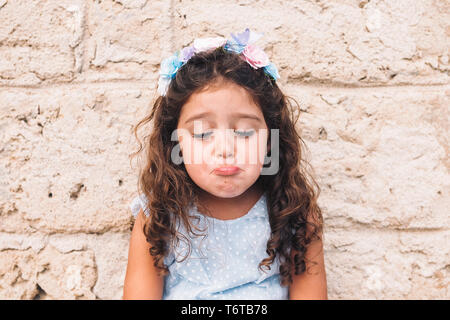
(203, 180, 259, 199)
(206, 188, 245, 199)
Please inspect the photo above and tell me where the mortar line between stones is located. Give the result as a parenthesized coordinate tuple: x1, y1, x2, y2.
(0, 81, 448, 91)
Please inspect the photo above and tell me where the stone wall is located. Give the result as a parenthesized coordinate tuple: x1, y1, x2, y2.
(0, 0, 448, 299)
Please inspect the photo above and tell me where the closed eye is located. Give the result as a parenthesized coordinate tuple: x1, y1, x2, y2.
(192, 131, 213, 140)
(234, 130, 255, 137)
(192, 130, 256, 140)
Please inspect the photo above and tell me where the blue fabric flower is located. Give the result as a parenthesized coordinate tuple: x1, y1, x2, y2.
(225, 28, 250, 53)
(157, 52, 185, 95)
(224, 39, 245, 54)
(159, 52, 184, 80)
(263, 62, 281, 81)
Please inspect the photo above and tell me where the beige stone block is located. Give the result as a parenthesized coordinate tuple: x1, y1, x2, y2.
(36, 245, 97, 299)
(80, 0, 171, 82)
(0, 84, 153, 234)
(173, 0, 449, 85)
(324, 228, 449, 299)
(0, 0, 86, 85)
(1, 244, 98, 300)
(283, 83, 449, 230)
(0, 249, 40, 299)
(0, 232, 131, 299)
(47, 232, 131, 299)
(0, 232, 47, 252)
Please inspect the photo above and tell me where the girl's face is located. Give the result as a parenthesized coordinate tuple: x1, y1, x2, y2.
(176, 80, 269, 198)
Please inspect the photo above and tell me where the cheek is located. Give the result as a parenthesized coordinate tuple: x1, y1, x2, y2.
(179, 138, 208, 165)
(183, 161, 211, 188)
(235, 132, 268, 167)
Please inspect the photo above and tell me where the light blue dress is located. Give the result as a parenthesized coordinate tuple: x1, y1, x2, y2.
(129, 191, 288, 300)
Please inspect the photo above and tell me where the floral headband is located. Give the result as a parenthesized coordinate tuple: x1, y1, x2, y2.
(157, 28, 280, 96)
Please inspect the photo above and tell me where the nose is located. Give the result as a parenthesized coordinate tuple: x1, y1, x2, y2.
(215, 129, 235, 160)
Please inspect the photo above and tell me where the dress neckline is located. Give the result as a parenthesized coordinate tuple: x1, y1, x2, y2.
(191, 191, 267, 223)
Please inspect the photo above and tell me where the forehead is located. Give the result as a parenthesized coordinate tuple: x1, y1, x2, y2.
(178, 81, 263, 123)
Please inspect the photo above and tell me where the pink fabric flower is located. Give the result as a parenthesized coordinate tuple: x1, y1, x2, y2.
(242, 44, 270, 69)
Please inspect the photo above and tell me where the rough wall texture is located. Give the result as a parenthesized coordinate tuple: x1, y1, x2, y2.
(0, 0, 448, 299)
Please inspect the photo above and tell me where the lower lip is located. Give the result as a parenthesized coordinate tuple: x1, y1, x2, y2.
(213, 167, 241, 176)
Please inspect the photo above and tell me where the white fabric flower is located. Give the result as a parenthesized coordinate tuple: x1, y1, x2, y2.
(193, 37, 227, 53)
(157, 76, 171, 96)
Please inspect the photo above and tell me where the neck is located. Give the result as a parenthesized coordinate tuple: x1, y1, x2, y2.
(196, 183, 265, 220)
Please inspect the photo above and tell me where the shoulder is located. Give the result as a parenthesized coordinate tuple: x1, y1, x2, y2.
(123, 205, 165, 299)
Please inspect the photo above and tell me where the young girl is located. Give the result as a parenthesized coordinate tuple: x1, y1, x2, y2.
(123, 29, 327, 300)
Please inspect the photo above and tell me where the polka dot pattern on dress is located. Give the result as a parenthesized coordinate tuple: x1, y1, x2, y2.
(129, 191, 288, 300)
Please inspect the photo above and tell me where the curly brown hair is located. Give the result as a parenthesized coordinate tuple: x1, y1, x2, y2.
(130, 46, 324, 287)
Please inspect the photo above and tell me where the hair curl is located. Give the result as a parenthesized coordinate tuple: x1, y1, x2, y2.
(130, 46, 324, 287)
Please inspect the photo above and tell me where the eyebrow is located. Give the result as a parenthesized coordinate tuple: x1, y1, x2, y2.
(184, 111, 264, 124)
